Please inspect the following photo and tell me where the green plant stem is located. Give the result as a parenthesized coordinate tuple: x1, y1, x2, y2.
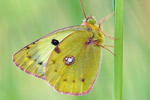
(113, 0, 123, 100)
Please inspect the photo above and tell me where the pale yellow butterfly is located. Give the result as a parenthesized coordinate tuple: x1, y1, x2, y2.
(12, 0, 114, 95)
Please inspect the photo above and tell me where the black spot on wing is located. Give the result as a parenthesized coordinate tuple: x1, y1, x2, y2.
(63, 79, 67, 82)
(81, 78, 85, 82)
(52, 60, 55, 64)
(38, 62, 43, 65)
(27, 56, 31, 59)
(72, 80, 76, 83)
(26, 46, 30, 49)
(51, 39, 59, 46)
(54, 69, 57, 72)
(32, 42, 36, 44)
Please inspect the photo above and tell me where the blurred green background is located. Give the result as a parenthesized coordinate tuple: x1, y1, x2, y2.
(0, 0, 149, 100)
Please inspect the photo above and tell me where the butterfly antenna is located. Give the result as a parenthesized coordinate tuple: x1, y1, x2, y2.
(80, 0, 87, 19)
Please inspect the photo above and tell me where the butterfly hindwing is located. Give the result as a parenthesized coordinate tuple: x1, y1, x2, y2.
(46, 28, 101, 95)
(13, 26, 87, 79)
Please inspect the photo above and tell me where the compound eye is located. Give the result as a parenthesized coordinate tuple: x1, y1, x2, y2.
(87, 18, 96, 25)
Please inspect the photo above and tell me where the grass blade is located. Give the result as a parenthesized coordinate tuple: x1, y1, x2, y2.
(113, 0, 123, 100)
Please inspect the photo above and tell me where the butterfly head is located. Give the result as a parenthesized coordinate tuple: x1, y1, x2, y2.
(86, 16, 97, 25)
(82, 16, 97, 25)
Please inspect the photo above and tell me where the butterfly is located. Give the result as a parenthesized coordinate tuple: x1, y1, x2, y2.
(12, 0, 114, 95)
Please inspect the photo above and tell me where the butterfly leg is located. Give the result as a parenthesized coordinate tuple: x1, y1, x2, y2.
(98, 12, 114, 26)
(100, 45, 115, 55)
(99, 29, 116, 40)
(98, 12, 118, 40)
(103, 45, 114, 48)
(94, 41, 115, 55)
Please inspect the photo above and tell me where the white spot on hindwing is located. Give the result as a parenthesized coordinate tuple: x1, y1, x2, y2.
(63, 56, 74, 65)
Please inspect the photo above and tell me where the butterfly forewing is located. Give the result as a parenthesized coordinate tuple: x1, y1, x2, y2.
(13, 26, 86, 79)
(46, 29, 101, 95)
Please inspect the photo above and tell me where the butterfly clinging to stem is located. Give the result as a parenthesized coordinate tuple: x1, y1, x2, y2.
(12, 0, 114, 95)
